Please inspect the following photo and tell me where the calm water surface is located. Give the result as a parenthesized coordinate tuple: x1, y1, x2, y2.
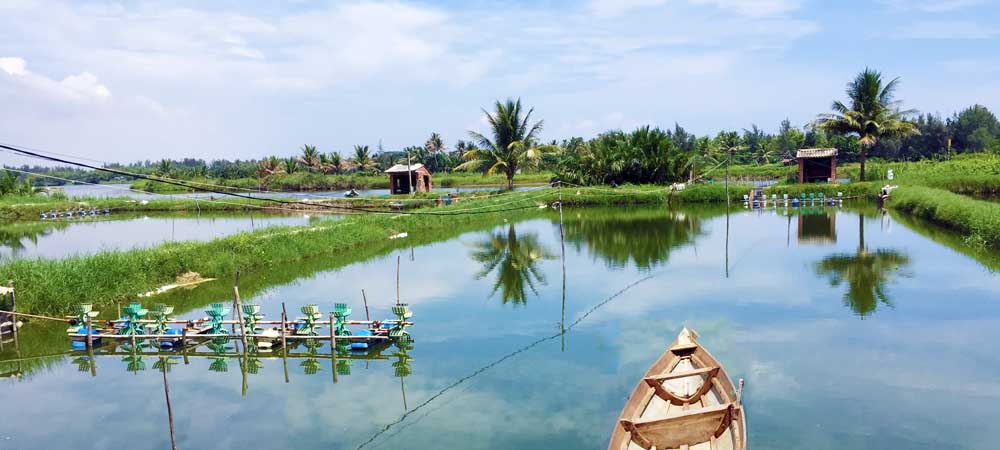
(1, 204, 998, 450)
(0, 212, 336, 259)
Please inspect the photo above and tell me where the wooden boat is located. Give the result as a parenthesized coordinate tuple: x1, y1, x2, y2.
(608, 328, 746, 450)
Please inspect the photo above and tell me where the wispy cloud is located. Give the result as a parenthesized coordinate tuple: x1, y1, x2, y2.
(879, 0, 983, 12)
(892, 20, 999, 39)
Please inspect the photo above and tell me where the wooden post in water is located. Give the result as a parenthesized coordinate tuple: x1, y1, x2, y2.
(281, 302, 289, 384)
(396, 255, 401, 305)
(232, 270, 249, 355)
(9, 281, 18, 348)
(117, 302, 121, 320)
(161, 356, 178, 450)
(181, 328, 189, 365)
(361, 289, 371, 322)
(85, 315, 94, 350)
(557, 181, 567, 352)
(329, 312, 338, 384)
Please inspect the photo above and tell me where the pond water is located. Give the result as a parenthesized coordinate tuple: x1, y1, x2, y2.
(60, 183, 543, 200)
(0, 212, 336, 260)
(2, 204, 999, 450)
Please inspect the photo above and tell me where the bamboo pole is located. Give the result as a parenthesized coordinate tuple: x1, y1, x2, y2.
(181, 328, 189, 365)
(161, 357, 178, 450)
(10, 283, 18, 348)
(232, 271, 249, 387)
(362, 289, 371, 322)
(330, 312, 337, 384)
(281, 302, 289, 384)
(557, 180, 567, 353)
(85, 315, 93, 350)
(396, 255, 401, 305)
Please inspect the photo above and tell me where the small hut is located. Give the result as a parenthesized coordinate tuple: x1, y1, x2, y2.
(796, 148, 838, 183)
(385, 163, 433, 194)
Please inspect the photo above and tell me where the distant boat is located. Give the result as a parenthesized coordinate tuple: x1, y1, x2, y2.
(608, 328, 746, 450)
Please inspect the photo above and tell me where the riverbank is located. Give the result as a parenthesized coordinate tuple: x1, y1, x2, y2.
(132, 172, 554, 193)
(888, 186, 1000, 248)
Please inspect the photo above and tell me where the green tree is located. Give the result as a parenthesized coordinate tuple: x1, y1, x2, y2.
(424, 132, 445, 154)
(256, 156, 284, 188)
(283, 158, 299, 174)
(950, 104, 1000, 152)
(297, 145, 321, 172)
(457, 98, 553, 189)
(350, 145, 377, 173)
(154, 159, 173, 177)
(813, 68, 919, 181)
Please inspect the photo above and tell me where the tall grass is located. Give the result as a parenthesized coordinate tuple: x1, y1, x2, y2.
(889, 186, 1000, 248)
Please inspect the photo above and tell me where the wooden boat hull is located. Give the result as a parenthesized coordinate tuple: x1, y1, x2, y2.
(608, 328, 747, 450)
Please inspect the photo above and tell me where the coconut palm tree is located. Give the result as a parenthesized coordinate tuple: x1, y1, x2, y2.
(470, 224, 555, 305)
(256, 156, 284, 188)
(815, 213, 910, 317)
(457, 98, 555, 190)
(328, 152, 345, 175)
(813, 69, 920, 181)
(350, 145, 377, 173)
(297, 145, 321, 172)
(283, 158, 299, 174)
(154, 159, 173, 177)
(424, 132, 445, 154)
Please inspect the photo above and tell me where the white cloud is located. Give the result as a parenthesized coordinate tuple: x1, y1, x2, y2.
(0, 56, 111, 101)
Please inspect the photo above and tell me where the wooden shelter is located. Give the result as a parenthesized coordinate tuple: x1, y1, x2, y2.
(797, 148, 838, 183)
(385, 163, 433, 194)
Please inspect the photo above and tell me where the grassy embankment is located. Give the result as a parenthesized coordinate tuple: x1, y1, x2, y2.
(0, 187, 687, 315)
(132, 172, 555, 193)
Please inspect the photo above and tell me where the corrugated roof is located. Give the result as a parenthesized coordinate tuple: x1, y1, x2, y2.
(797, 148, 838, 159)
(384, 163, 426, 173)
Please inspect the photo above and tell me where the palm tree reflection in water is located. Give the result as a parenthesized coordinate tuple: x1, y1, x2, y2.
(816, 213, 910, 317)
(471, 224, 555, 305)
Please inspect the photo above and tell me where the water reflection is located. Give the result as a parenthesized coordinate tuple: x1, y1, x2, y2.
(797, 208, 837, 245)
(470, 224, 556, 305)
(0, 221, 63, 257)
(561, 208, 706, 270)
(815, 213, 910, 317)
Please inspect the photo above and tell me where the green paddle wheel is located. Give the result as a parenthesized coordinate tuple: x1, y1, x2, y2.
(207, 337, 231, 373)
(121, 339, 149, 372)
(118, 302, 148, 336)
(297, 304, 322, 336)
(333, 303, 352, 336)
(205, 303, 230, 335)
(392, 334, 414, 378)
(242, 303, 264, 332)
(388, 304, 413, 342)
(246, 357, 264, 375)
(300, 339, 322, 375)
(149, 303, 174, 335)
(153, 356, 179, 373)
(72, 356, 95, 372)
(336, 358, 353, 376)
(69, 303, 100, 333)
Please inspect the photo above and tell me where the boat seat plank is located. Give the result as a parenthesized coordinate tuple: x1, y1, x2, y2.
(646, 366, 719, 382)
(623, 404, 735, 450)
(647, 367, 719, 406)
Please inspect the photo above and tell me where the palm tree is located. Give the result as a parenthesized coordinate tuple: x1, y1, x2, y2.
(297, 145, 321, 172)
(813, 69, 919, 181)
(424, 132, 445, 154)
(328, 152, 344, 175)
(256, 156, 284, 188)
(283, 158, 299, 174)
(154, 159, 173, 177)
(470, 224, 555, 305)
(350, 145, 377, 173)
(815, 213, 910, 317)
(457, 98, 554, 190)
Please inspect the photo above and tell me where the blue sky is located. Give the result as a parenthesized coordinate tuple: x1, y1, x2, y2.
(0, 0, 997, 163)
